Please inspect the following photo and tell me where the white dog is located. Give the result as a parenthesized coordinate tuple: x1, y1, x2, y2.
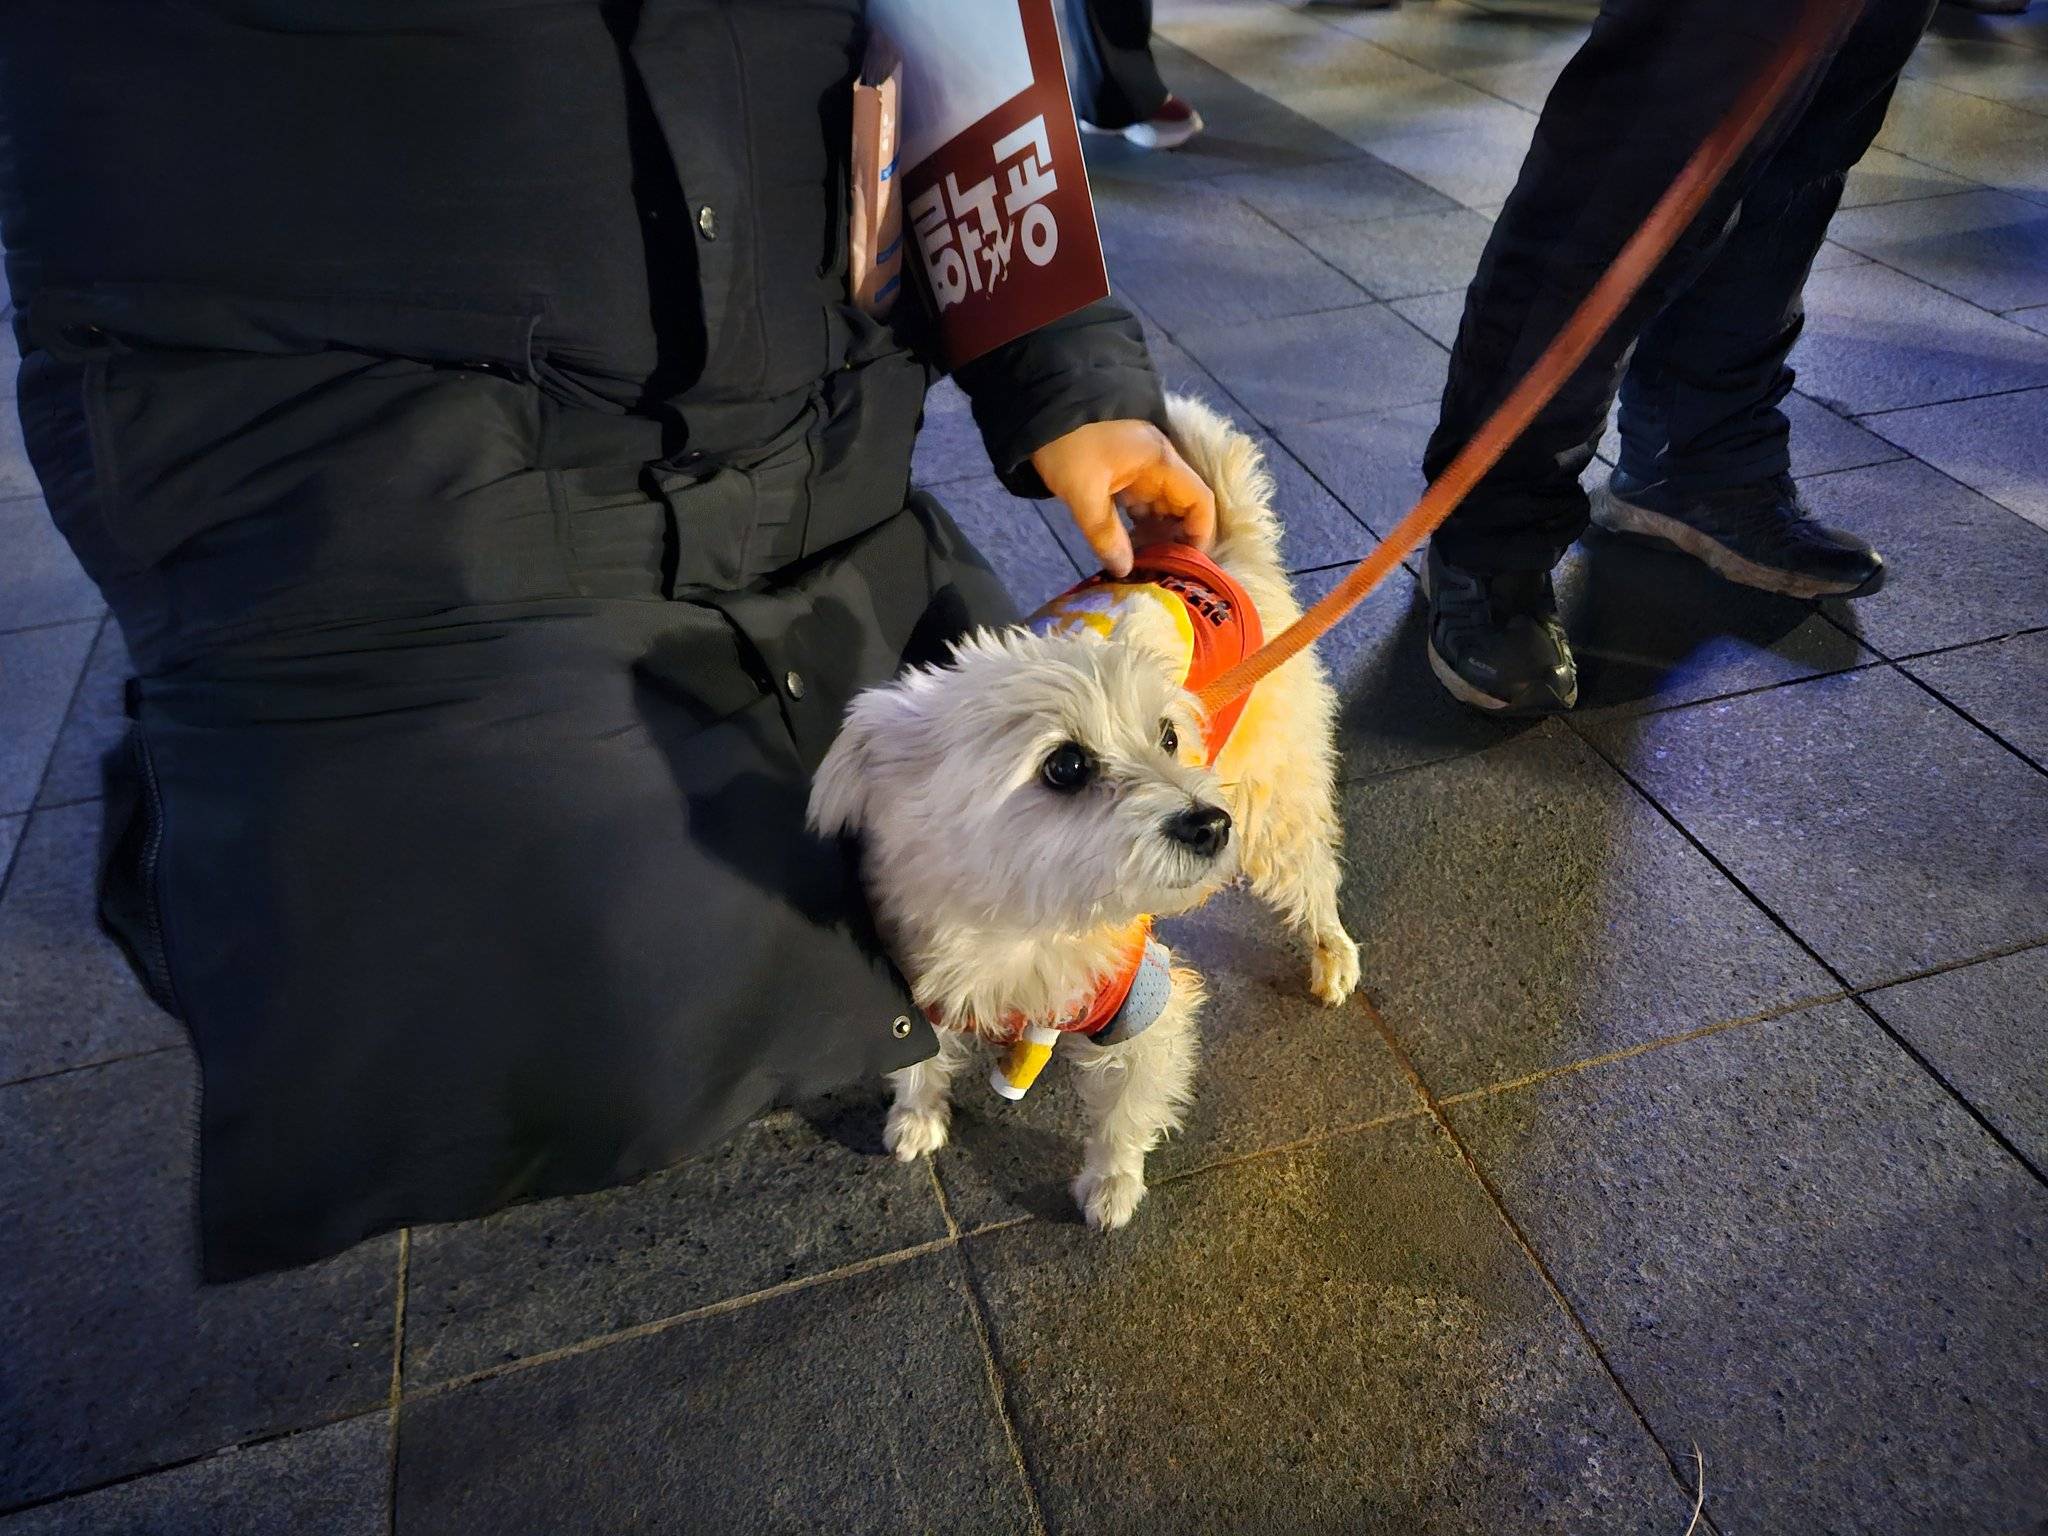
(808, 395, 1359, 1230)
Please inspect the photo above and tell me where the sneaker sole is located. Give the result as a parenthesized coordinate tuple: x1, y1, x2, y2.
(1083, 112, 1204, 152)
(1592, 489, 1886, 600)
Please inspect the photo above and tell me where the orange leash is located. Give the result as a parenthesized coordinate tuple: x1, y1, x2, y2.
(1194, 0, 1854, 718)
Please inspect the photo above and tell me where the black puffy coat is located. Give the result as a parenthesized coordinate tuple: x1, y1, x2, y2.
(0, 0, 1164, 1278)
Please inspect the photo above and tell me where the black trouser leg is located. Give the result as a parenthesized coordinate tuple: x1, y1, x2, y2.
(1425, 0, 1926, 575)
(1061, 0, 1170, 128)
(1616, 0, 1937, 493)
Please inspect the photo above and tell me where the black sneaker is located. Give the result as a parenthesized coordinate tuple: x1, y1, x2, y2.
(1595, 471, 1885, 600)
(1422, 544, 1578, 715)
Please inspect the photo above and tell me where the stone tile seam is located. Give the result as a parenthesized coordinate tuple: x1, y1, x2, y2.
(12, 924, 2040, 1517)
(1355, 985, 1729, 1530)
(928, 1159, 1052, 1536)
(0, 613, 102, 643)
(1570, 717, 2048, 1190)
(0, 1404, 389, 1524)
(0, 620, 113, 913)
(1892, 650, 2048, 779)
(386, 1228, 409, 1536)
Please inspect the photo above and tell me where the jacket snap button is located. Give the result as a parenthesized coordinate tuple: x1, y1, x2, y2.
(891, 1016, 913, 1039)
(697, 205, 718, 240)
(784, 670, 805, 700)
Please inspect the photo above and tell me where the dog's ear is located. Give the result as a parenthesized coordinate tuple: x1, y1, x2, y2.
(807, 689, 886, 837)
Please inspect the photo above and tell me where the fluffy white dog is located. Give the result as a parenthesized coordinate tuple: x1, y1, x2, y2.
(808, 395, 1359, 1230)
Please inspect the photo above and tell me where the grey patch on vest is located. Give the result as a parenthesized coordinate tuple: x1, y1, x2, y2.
(1090, 939, 1174, 1046)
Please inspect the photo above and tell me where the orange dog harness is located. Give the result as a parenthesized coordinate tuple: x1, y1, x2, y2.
(1030, 543, 1265, 762)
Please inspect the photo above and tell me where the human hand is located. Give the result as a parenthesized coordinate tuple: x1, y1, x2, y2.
(1029, 419, 1217, 579)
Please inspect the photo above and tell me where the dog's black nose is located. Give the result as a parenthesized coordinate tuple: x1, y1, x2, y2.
(1164, 804, 1232, 857)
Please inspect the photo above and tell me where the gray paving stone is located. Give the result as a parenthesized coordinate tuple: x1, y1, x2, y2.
(2011, 301, 2048, 337)
(1582, 667, 2048, 986)
(1866, 945, 2048, 1171)
(931, 477, 1083, 617)
(1903, 629, 2048, 767)
(1083, 39, 1381, 187)
(964, 1118, 1699, 1536)
(1806, 239, 1870, 272)
(1596, 389, 1905, 479)
(1179, 303, 1448, 427)
(1558, 530, 1877, 716)
(0, 1414, 389, 1536)
(928, 887, 1424, 1232)
(0, 812, 20, 886)
(392, 1252, 1034, 1536)
(1145, 328, 1251, 421)
(0, 802, 181, 1083)
(1800, 458, 2048, 657)
(1904, 32, 2048, 116)
(34, 619, 131, 809)
(0, 497, 100, 634)
(0, 1051, 396, 1509)
(1094, 180, 1367, 331)
(1839, 145, 1977, 209)
(401, 1089, 951, 1386)
(1355, 115, 1539, 208)
(909, 377, 986, 488)
(1872, 77, 2048, 204)
(1276, 403, 1437, 535)
(1455, 54, 1571, 113)
(1288, 75, 1537, 157)
(1827, 189, 2048, 312)
(1296, 207, 1498, 300)
(1858, 384, 2048, 534)
(1205, 152, 1452, 231)
(0, 620, 94, 816)
(0, 408, 39, 499)
(1390, 287, 1468, 347)
(1338, 724, 1832, 1095)
(1449, 1003, 2048, 1536)
(1791, 263, 2048, 414)
(1307, 0, 1593, 76)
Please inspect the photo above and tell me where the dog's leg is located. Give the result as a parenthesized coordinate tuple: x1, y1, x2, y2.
(1238, 731, 1360, 1006)
(884, 1027, 975, 1161)
(1067, 976, 1202, 1230)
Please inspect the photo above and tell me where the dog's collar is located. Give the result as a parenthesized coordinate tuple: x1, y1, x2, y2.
(923, 919, 1161, 1040)
(1028, 544, 1265, 763)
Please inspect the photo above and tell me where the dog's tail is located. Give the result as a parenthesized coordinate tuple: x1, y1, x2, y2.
(1163, 392, 1282, 574)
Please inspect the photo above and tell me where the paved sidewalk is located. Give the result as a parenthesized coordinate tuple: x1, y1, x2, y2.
(4, 3, 2046, 1532)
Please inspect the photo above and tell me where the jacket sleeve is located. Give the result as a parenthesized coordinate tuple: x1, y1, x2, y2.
(949, 297, 1170, 498)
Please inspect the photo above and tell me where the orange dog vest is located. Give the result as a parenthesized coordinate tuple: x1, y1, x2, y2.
(1028, 543, 1265, 763)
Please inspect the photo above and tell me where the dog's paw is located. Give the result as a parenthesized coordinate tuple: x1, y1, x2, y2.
(1310, 928, 1361, 1006)
(1073, 1167, 1148, 1231)
(884, 1104, 951, 1162)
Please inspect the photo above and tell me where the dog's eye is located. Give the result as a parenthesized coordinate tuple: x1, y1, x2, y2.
(1040, 742, 1095, 794)
(1159, 719, 1179, 757)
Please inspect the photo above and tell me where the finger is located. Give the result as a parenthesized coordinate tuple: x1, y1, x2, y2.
(1149, 449, 1218, 548)
(1068, 488, 1134, 578)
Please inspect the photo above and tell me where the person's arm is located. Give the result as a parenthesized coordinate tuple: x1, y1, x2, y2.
(951, 298, 1215, 577)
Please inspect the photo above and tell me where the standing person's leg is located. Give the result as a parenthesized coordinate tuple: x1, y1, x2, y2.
(1061, 0, 1202, 149)
(1418, 0, 1907, 713)
(1600, 0, 1936, 595)
(1420, 0, 1795, 712)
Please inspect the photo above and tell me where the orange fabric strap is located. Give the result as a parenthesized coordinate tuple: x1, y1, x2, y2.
(1194, 0, 1853, 718)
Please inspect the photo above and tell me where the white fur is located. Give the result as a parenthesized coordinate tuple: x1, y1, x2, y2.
(809, 394, 1359, 1229)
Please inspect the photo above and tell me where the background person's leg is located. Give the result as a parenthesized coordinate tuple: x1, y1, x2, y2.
(1425, 0, 1798, 576)
(1061, 0, 1171, 130)
(1614, 0, 1939, 498)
